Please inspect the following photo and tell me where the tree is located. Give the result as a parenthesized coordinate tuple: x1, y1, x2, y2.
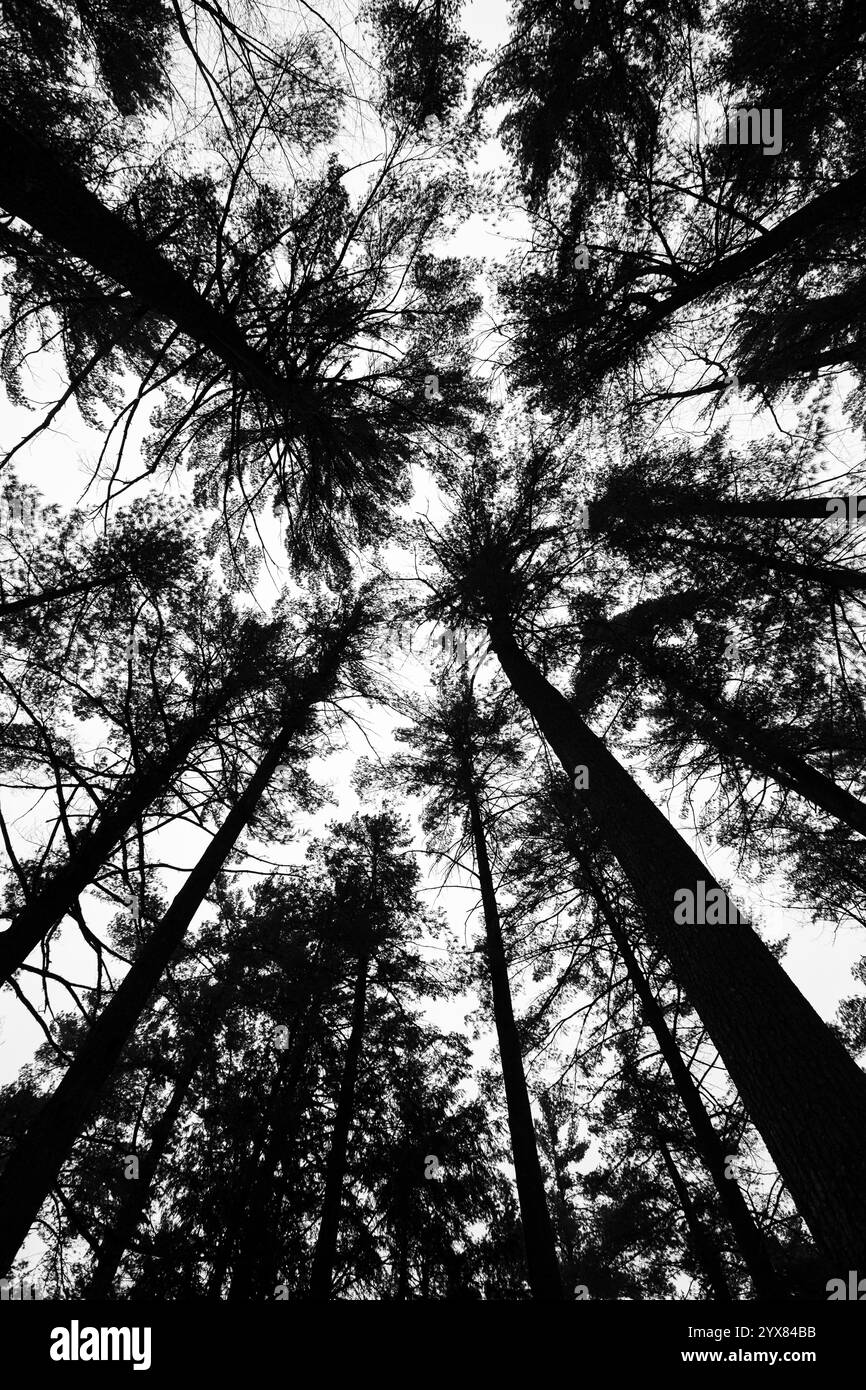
(481, 0, 866, 419)
(391, 681, 564, 1297)
(0, 586, 374, 1270)
(421, 456, 866, 1268)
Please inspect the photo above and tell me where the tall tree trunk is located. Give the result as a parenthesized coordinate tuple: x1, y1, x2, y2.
(0, 113, 310, 413)
(589, 494, 866, 527)
(574, 842, 785, 1297)
(227, 1007, 320, 1300)
(587, 616, 866, 837)
(83, 989, 225, 1298)
(603, 165, 866, 361)
(465, 777, 563, 1299)
(0, 703, 309, 1270)
(537, 1092, 580, 1285)
(308, 950, 370, 1300)
(392, 1146, 413, 1302)
(84, 977, 232, 1298)
(657, 1138, 732, 1302)
(670, 532, 866, 591)
(487, 619, 866, 1269)
(0, 672, 248, 984)
(207, 1121, 271, 1300)
(0, 575, 114, 619)
(395, 1228, 411, 1301)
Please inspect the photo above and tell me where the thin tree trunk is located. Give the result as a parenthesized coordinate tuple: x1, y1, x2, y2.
(0, 707, 306, 1270)
(308, 950, 370, 1300)
(207, 1122, 271, 1299)
(671, 532, 866, 591)
(575, 844, 785, 1297)
(487, 619, 866, 1269)
(84, 1014, 215, 1297)
(589, 494, 866, 527)
(0, 575, 113, 619)
(537, 1092, 580, 1284)
(0, 113, 311, 413)
(228, 1007, 320, 1300)
(393, 1146, 412, 1301)
(0, 673, 247, 985)
(395, 1230, 411, 1300)
(588, 615, 866, 837)
(465, 778, 563, 1299)
(87, 1057, 195, 1298)
(657, 1138, 732, 1302)
(84, 977, 232, 1297)
(603, 166, 866, 360)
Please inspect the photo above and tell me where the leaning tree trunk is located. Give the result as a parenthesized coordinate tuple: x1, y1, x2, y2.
(394, 1172, 412, 1302)
(0, 705, 308, 1271)
(574, 841, 785, 1297)
(207, 1117, 273, 1300)
(0, 671, 250, 985)
(308, 950, 370, 1300)
(465, 777, 563, 1300)
(670, 532, 866, 592)
(0, 113, 310, 413)
(0, 574, 115, 620)
(602, 165, 866, 362)
(228, 1005, 321, 1301)
(587, 493, 866, 529)
(657, 1137, 732, 1302)
(83, 982, 230, 1299)
(588, 616, 866, 838)
(537, 1092, 580, 1285)
(487, 618, 866, 1270)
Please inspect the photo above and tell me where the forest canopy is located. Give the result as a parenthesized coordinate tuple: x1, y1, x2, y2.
(0, 0, 865, 1306)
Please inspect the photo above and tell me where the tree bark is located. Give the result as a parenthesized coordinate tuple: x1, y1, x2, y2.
(0, 703, 308, 1270)
(307, 950, 370, 1300)
(465, 777, 563, 1299)
(487, 619, 866, 1269)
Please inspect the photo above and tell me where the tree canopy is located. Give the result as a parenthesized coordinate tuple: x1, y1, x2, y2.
(0, 0, 865, 1309)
